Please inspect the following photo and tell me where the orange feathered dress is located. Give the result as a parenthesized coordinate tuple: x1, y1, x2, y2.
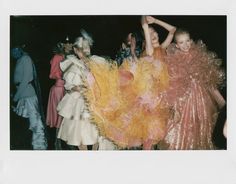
(85, 47, 170, 149)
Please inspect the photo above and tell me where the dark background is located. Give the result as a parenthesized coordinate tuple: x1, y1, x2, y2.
(10, 15, 227, 150)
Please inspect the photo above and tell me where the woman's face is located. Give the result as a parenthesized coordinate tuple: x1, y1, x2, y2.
(64, 43, 73, 54)
(82, 40, 91, 56)
(175, 33, 192, 52)
(74, 47, 85, 59)
(11, 47, 23, 60)
(74, 40, 91, 59)
(149, 27, 159, 47)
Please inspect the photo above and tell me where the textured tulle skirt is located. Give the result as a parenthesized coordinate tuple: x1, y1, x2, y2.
(13, 96, 47, 150)
(84, 58, 170, 149)
(57, 91, 99, 146)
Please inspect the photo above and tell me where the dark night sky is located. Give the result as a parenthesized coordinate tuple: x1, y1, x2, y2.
(10, 15, 227, 114)
(10, 15, 226, 59)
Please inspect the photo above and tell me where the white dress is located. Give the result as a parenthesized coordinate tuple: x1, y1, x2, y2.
(57, 55, 99, 146)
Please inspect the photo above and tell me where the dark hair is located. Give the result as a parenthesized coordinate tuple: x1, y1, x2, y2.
(11, 47, 24, 59)
(124, 31, 143, 50)
(63, 36, 72, 44)
(174, 28, 190, 43)
(131, 32, 143, 48)
(53, 42, 64, 54)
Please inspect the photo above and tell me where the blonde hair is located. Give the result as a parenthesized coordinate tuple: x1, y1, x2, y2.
(73, 29, 93, 49)
(174, 28, 190, 43)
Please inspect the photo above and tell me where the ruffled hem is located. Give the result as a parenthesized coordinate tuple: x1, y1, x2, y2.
(84, 55, 170, 148)
(57, 93, 89, 120)
(164, 41, 225, 107)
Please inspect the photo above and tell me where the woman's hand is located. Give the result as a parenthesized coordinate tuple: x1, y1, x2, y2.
(146, 16, 156, 24)
(130, 36, 136, 55)
(72, 85, 80, 92)
(121, 42, 127, 49)
(72, 85, 86, 92)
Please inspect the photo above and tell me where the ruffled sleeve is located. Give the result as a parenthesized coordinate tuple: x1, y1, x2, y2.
(164, 40, 225, 106)
(63, 70, 83, 90)
(60, 56, 86, 91)
(49, 54, 64, 79)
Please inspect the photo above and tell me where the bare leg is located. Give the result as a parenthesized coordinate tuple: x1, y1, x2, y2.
(78, 144, 87, 150)
(92, 143, 99, 150)
(143, 139, 153, 150)
(223, 120, 227, 138)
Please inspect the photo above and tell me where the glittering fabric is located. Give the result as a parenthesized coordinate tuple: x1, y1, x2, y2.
(159, 41, 225, 150)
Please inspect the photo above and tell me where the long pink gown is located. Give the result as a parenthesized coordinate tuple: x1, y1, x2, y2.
(159, 41, 225, 150)
(46, 54, 65, 128)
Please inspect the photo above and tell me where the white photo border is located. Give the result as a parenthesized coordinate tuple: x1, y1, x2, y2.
(1, 0, 236, 183)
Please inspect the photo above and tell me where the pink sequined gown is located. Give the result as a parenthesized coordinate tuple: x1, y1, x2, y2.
(46, 54, 65, 128)
(159, 41, 225, 150)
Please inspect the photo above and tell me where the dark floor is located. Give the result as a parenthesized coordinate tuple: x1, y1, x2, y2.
(10, 107, 227, 151)
(212, 105, 227, 149)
